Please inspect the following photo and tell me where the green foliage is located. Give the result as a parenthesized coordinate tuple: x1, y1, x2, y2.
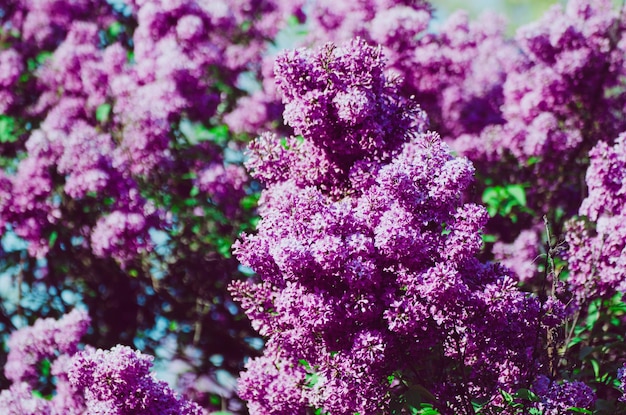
(470, 389, 541, 414)
(108, 21, 123, 38)
(388, 382, 441, 415)
(39, 358, 51, 378)
(95, 103, 112, 124)
(564, 294, 626, 394)
(482, 184, 531, 222)
(567, 407, 593, 414)
(240, 192, 260, 211)
(179, 119, 231, 146)
(415, 403, 441, 415)
(26, 51, 51, 71)
(48, 230, 58, 248)
(0, 115, 17, 143)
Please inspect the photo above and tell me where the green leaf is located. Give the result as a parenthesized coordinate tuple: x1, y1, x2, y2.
(514, 388, 539, 402)
(240, 20, 252, 32)
(481, 187, 501, 204)
(440, 223, 451, 236)
(96, 103, 112, 123)
(566, 407, 592, 414)
(501, 390, 514, 404)
(241, 193, 260, 211)
(27, 51, 52, 71)
(568, 336, 584, 348)
(482, 234, 497, 243)
(31, 389, 54, 400)
(471, 400, 485, 412)
(586, 299, 601, 328)
(48, 230, 58, 248)
(208, 124, 230, 145)
(209, 395, 221, 406)
(36, 51, 52, 65)
(506, 184, 526, 206)
(305, 372, 320, 387)
(287, 14, 301, 27)
(527, 156, 541, 166)
(39, 358, 51, 377)
(481, 184, 527, 219)
(108, 21, 123, 38)
(32, 390, 45, 399)
(590, 359, 601, 379)
(417, 405, 441, 415)
(214, 237, 232, 258)
(179, 119, 230, 145)
(0, 115, 16, 143)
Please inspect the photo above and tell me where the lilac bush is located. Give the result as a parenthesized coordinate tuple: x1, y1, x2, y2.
(3, 0, 626, 414)
(0, 0, 306, 406)
(230, 38, 566, 415)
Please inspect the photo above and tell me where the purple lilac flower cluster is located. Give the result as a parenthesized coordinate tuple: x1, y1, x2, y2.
(619, 364, 626, 402)
(0, 0, 305, 409)
(566, 133, 626, 302)
(0, 4, 157, 262)
(0, 310, 203, 415)
(231, 38, 564, 415)
(431, 0, 626, 282)
(492, 227, 542, 283)
(0, 0, 308, 263)
(5, 0, 626, 413)
(233, 0, 626, 297)
(457, 0, 626, 227)
(531, 375, 596, 414)
(5, 309, 90, 385)
(224, 0, 432, 137)
(68, 345, 203, 415)
(456, 0, 626, 161)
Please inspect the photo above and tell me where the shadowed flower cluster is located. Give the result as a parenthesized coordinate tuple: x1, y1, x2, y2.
(0, 310, 203, 415)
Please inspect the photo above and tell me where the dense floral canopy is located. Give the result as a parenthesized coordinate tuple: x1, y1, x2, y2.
(2, 0, 626, 414)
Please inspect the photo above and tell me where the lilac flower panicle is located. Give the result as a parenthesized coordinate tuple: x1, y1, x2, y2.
(1, 311, 204, 414)
(68, 345, 204, 415)
(531, 375, 596, 415)
(5, 309, 90, 385)
(493, 228, 542, 282)
(566, 134, 626, 302)
(0, 382, 52, 415)
(619, 364, 626, 402)
(266, 37, 427, 194)
(232, 39, 559, 415)
(90, 208, 158, 265)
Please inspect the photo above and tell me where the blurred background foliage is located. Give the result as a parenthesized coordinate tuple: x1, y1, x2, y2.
(435, 0, 620, 32)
